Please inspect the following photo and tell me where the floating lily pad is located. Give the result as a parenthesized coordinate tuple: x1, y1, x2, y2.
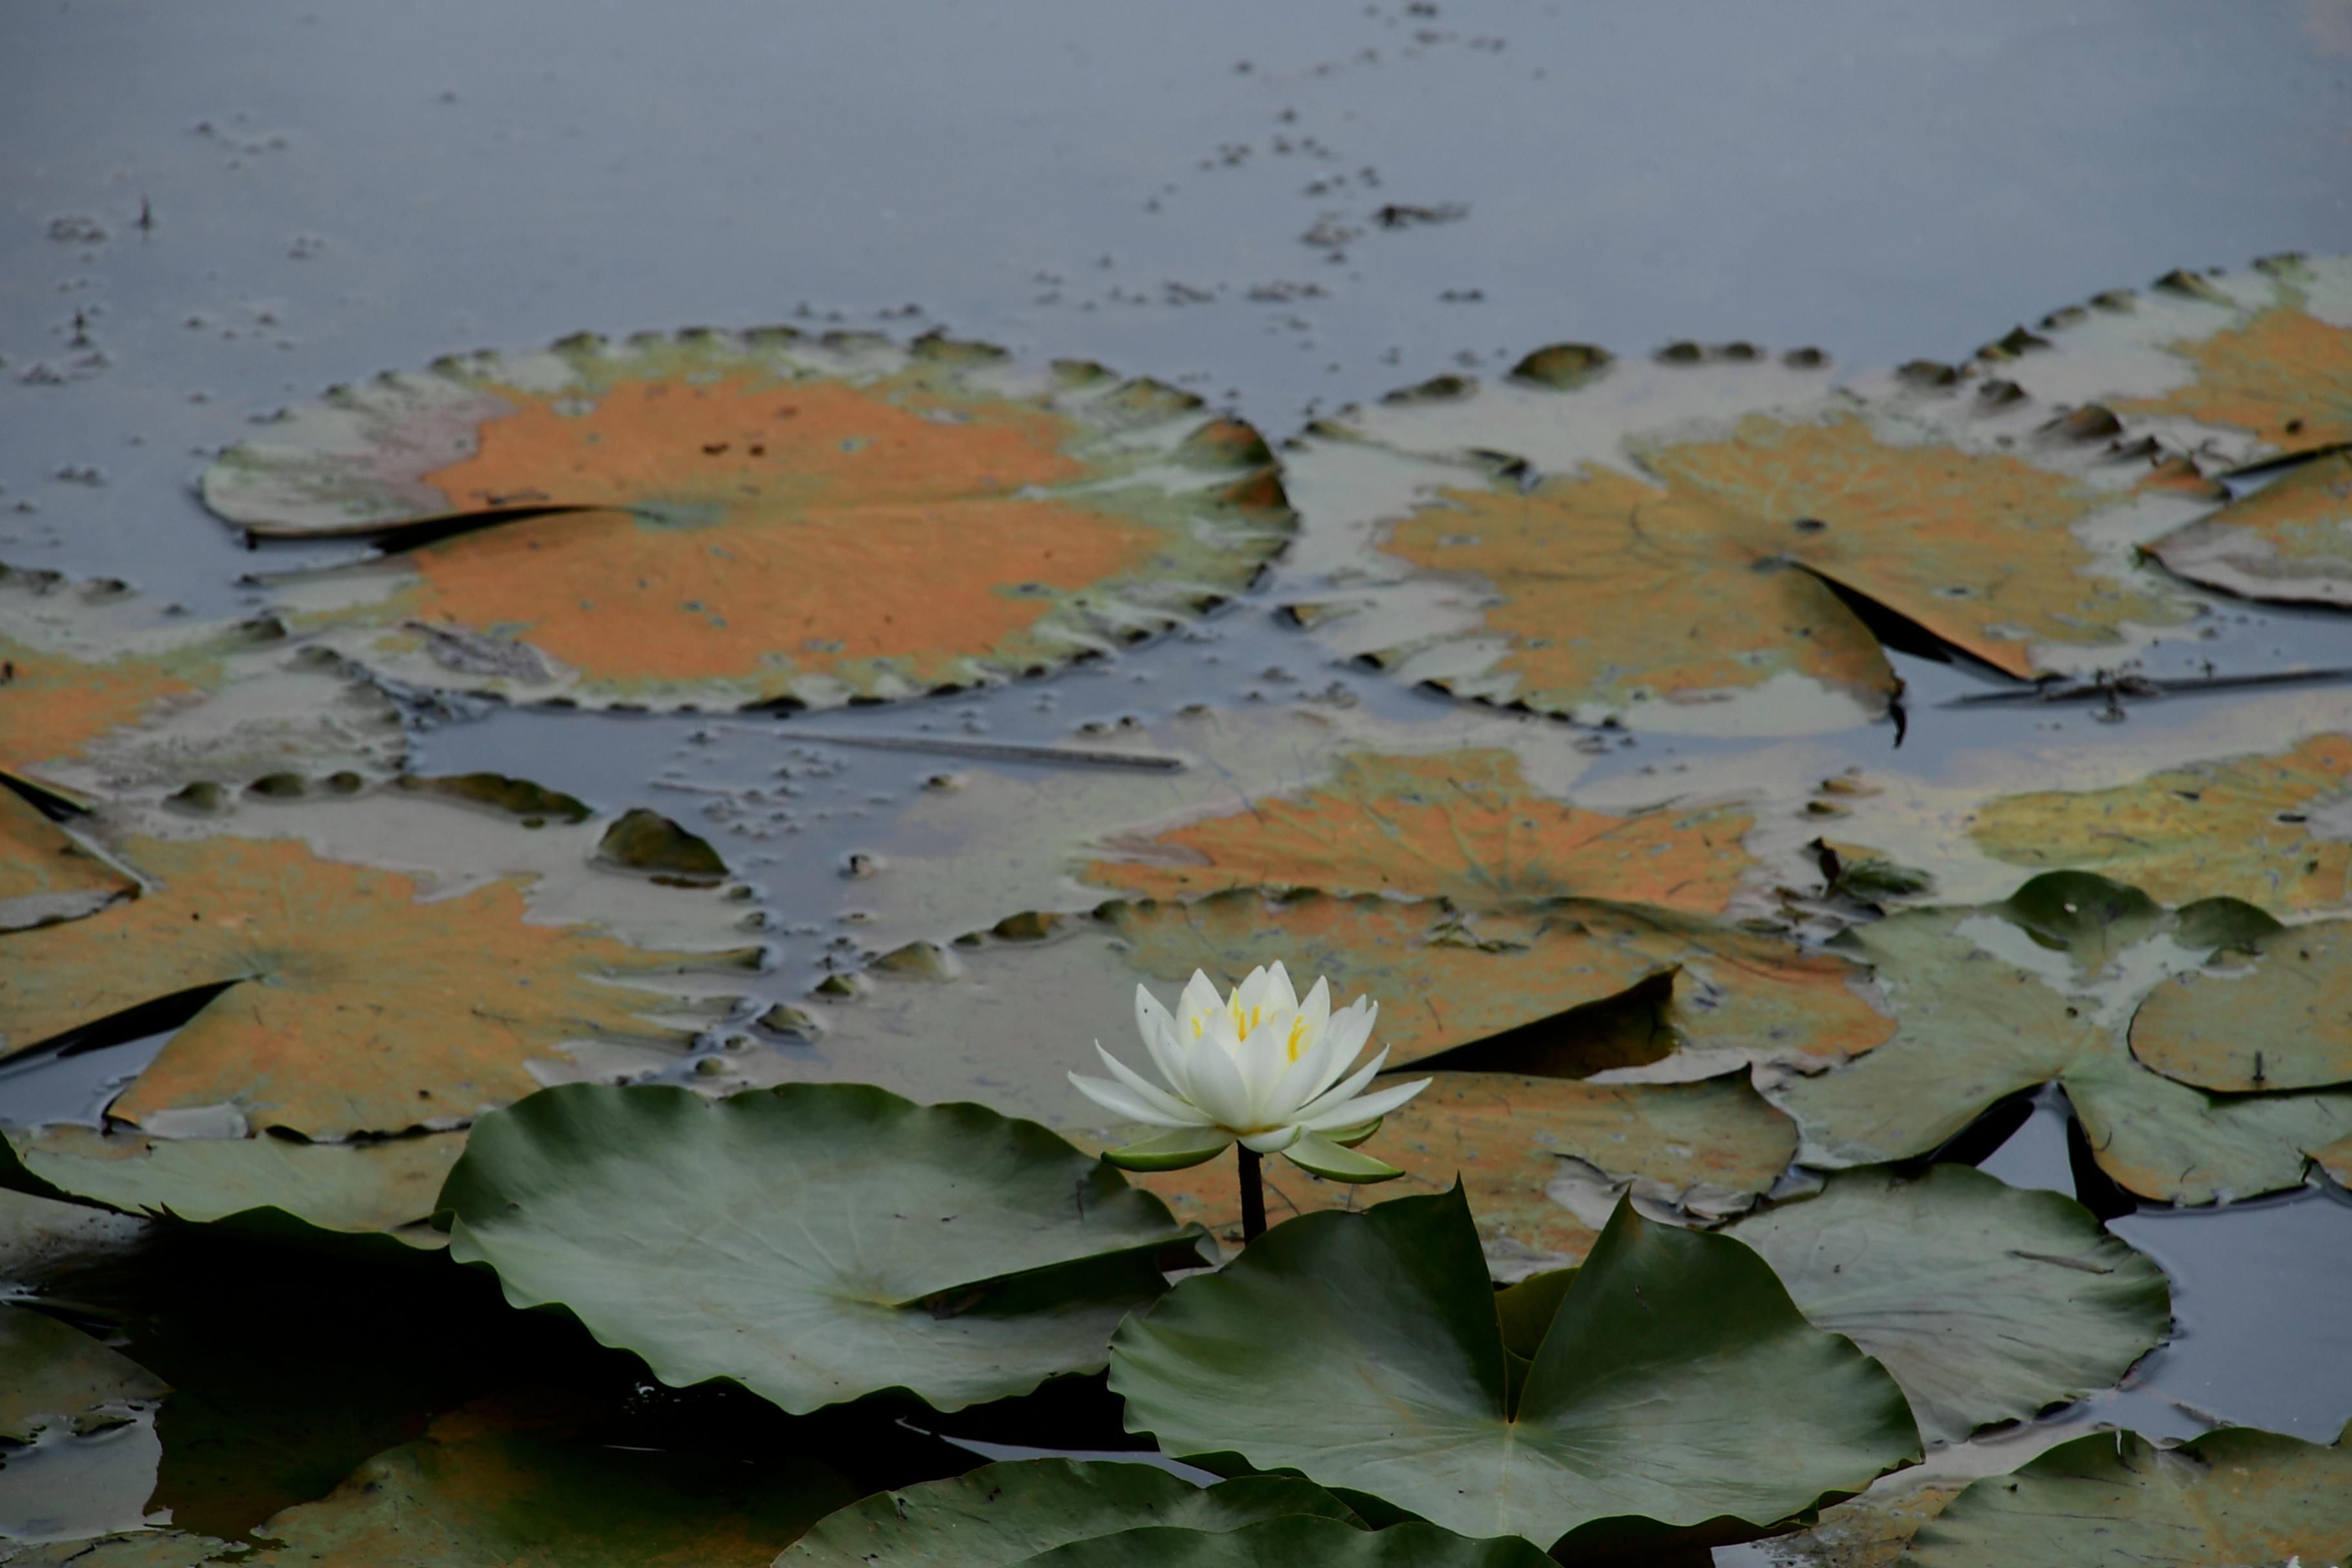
(0, 783, 131, 931)
(229, 1402, 861, 1568)
(1081, 748, 1754, 914)
(206, 331, 1294, 709)
(2148, 449, 2352, 607)
(0, 830, 745, 1140)
(0, 1302, 168, 1442)
(2109, 255, 2352, 454)
(2130, 917, 2352, 1092)
(1, 1124, 464, 1253)
(1967, 733, 2352, 914)
(787, 1458, 1362, 1567)
(440, 1083, 1201, 1415)
(1901, 1423, 2352, 1567)
(1770, 872, 2352, 1204)
(1110, 1188, 1919, 1551)
(914, 1517, 1556, 1568)
(1725, 1165, 2171, 1444)
(1281, 358, 2199, 730)
(0, 567, 406, 801)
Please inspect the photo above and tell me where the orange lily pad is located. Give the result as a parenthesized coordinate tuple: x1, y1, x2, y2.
(1, 783, 132, 931)
(1082, 747, 1754, 914)
(1283, 362, 2197, 730)
(206, 332, 1294, 709)
(0, 832, 748, 1140)
(1967, 733, 2352, 915)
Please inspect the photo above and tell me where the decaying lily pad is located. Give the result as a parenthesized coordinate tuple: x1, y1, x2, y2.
(0, 782, 132, 931)
(1901, 1422, 2352, 1567)
(1, 1124, 464, 1252)
(228, 1401, 861, 1568)
(206, 331, 1295, 709)
(0, 1302, 168, 1442)
(1110, 1189, 1920, 1551)
(1279, 355, 2207, 732)
(1725, 1165, 2171, 1444)
(1770, 871, 2352, 1203)
(1081, 747, 1754, 914)
(2130, 917, 2352, 1092)
(0, 565, 407, 802)
(1962, 253, 2352, 607)
(1968, 732, 2352, 914)
(0, 828, 748, 1139)
(441, 1083, 1203, 1415)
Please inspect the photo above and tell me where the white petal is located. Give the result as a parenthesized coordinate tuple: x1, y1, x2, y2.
(1262, 961, 1300, 1017)
(1178, 970, 1224, 1044)
(1237, 1002, 1298, 1107)
(1239, 1123, 1305, 1153)
(1096, 1044, 1204, 1124)
(1069, 1072, 1197, 1128)
(1181, 1024, 1256, 1130)
(1134, 989, 1193, 1094)
(1301, 1076, 1431, 1130)
(1293, 978, 1332, 1061)
(1264, 1024, 1338, 1122)
(1308, 999, 1378, 1099)
(1291, 1045, 1390, 1125)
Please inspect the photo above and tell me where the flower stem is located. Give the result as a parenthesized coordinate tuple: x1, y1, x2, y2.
(1237, 1145, 1266, 1242)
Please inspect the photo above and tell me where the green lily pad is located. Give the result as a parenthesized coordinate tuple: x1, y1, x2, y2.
(1770, 872, 2352, 1204)
(1, 1124, 463, 1256)
(787, 1458, 1362, 1567)
(953, 1516, 1556, 1568)
(1900, 1423, 2352, 1567)
(1725, 1165, 2171, 1444)
(1109, 1187, 1919, 1551)
(2130, 917, 2352, 1092)
(204, 331, 1293, 710)
(440, 1083, 1202, 1415)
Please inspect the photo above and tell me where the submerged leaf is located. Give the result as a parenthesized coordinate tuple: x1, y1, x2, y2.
(205, 331, 1293, 709)
(440, 1083, 1201, 1415)
(1110, 1188, 1919, 1550)
(1901, 1423, 2352, 1567)
(1725, 1165, 2171, 1444)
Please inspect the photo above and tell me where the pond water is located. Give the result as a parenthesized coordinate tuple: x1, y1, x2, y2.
(5, 0, 2352, 1556)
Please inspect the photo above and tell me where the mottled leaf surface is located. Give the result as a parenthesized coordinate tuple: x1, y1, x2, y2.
(2131, 917, 2352, 1091)
(1726, 1166, 2170, 1444)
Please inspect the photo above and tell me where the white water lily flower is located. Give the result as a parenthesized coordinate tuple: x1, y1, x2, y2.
(1070, 962, 1430, 1183)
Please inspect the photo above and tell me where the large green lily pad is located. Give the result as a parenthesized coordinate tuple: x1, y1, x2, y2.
(787, 1458, 1362, 1567)
(1279, 355, 2204, 732)
(206, 331, 1294, 709)
(1769, 872, 2352, 1204)
(440, 1083, 1202, 1415)
(1, 1124, 463, 1254)
(1725, 1165, 2171, 1444)
(947, 1516, 1556, 1568)
(1110, 1188, 1919, 1551)
(1900, 1423, 2352, 1567)
(0, 825, 746, 1140)
(2131, 917, 2352, 1092)
(1968, 733, 2352, 916)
